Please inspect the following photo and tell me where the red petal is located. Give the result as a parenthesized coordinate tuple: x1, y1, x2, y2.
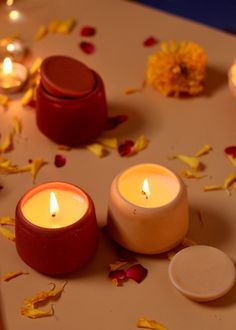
(118, 140, 134, 157)
(125, 264, 148, 283)
(80, 26, 96, 37)
(224, 146, 236, 158)
(105, 115, 128, 131)
(54, 154, 66, 167)
(143, 36, 158, 47)
(79, 41, 96, 54)
(109, 269, 127, 281)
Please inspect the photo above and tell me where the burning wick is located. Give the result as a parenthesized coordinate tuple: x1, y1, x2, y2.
(141, 178, 150, 200)
(50, 191, 59, 218)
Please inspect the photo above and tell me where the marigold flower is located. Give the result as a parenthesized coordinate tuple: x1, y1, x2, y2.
(146, 40, 207, 97)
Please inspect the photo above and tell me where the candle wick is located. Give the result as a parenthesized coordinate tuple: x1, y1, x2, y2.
(51, 213, 56, 217)
(141, 190, 149, 199)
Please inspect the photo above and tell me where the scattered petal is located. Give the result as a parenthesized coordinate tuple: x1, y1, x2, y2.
(55, 18, 76, 34)
(109, 269, 127, 286)
(0, 94, 9, 108)
(226, 155, 236, 167)
(2, 271, 29, 282)
(105, 115, 128, 131)
(109, 261, 129, 271)
(12, 116, 22, 135)
(131, 135, 149, 155)
(34, 25, 48, 41)
(223, 173, 236, 189)
(118, 140, 134, 156)
(21, 305, 54, 319)
(29, 57, 42, 76)
(86, 143, 107, 158)
(137, 317, 168, 330)
(124, 87, 142, 95)
(21, 87, 34, 106)
(0, 216, 15, 225)
(180, 169, 206, 179)
(195, 144, 212, 157)
(224, 146, 236, 158)
(143, 36, 158, 47)
(125, 264, 148, 283)
(79, 41, 96, 54)
(28, 157, 47, 183)
(0, 133, 14, 153)
(54, 154, 66, 167)
(96, 137, 118, 150)
(171, 154, 201, 171)
(0, 226, 15, 241)
(48, 20, 61, 33)
(203, 185, 223, 192)
(80, 26, 96, 37)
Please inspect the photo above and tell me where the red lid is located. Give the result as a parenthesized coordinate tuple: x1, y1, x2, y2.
(40, 55, 96, 98)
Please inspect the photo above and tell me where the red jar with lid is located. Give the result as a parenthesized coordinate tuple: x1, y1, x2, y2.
(36, 55, 107, 146)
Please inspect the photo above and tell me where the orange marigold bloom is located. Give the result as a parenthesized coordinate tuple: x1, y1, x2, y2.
(146, 40, 207, 97)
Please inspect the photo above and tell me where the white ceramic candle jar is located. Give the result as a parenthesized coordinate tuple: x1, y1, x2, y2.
(107, 163, 189, 254)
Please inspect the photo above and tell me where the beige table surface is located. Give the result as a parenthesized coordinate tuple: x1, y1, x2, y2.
(0, 1, 236, 329)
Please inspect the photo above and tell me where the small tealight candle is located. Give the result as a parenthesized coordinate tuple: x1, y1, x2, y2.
(0, 57, 27, 93)
(107, 163, 189, 254)
(15, 182, 98, 275)
(0, 38, 26, 62)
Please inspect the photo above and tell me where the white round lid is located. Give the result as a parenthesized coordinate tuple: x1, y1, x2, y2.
(168, 245, 236, 302)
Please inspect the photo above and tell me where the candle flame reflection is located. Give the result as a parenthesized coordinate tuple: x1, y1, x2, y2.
(3, 57, 13, 75)
(50, 192, 59, 217)
(142, 178, 150, 199)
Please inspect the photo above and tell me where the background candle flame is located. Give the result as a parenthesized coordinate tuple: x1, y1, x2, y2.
(142, 178, 150, 199)
(50, 192, 59, 217)
(3, 57, 13, 75)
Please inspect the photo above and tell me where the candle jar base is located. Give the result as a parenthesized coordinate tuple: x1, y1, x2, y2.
(15, 182, 99, 276)
(107, 164, 189, 254)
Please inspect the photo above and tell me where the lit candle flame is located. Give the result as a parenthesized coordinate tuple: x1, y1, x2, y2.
(3, 57, 13, 75)
(141, 178, 150, 199)
(50, 192, 59, 217)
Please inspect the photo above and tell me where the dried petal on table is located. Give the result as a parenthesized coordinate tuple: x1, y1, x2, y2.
(125, 264, 148, 283)
(143, 36, 159, 47)
(104, 115, 128, 130)
(137, 317, 168, 330)
(21, 87, 34, 106)
(29, 57, 42, 76)
(180, 169, 206, 179)
(195, 144, 212, 157)
(226, 155, 236, 167)
(48, 20, 61, 33)
(21, 305, 54, 319)
(0, 94, 9, 108)
(124, 87, 143, 95)
(96, 137, 118, 150)
(0, 216, 15, 225)
(54, 154, 66, 167)
(80, 26, 96, 37)
(0, 133, 14, 153)
(86, 143, 107, 158)
(0, 226, 15, 241)
(223, 173, 236, 189)
(55, 18, 76, 34)
(109, 269, 127, 286)
(203, 185, 223, 192)
(34, 25, 48, 41)
(171, 154, 201, 171)
(118, 139, 134, 156)
(130, 135, 149, 155)
(27, 157, 47, 183)
(79, 41, 96, 54)
(109, 260, 129, 271)
(12, 116, 22, 135)
(2, 271, 29, 282)
(224, 146, 236, 158)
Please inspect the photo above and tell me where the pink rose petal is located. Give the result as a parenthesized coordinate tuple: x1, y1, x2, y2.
(80, 26, 96, 37)
(224, 146, 236, 158)
(79, 41, 96, 54)
(125, 264, 148, 283)
(143, 36, 158, 47)
(118, 140, 134, 157)
(54, 154, 66, 167)
(109, 269, 127, 281)
(105, 115, 128, 131)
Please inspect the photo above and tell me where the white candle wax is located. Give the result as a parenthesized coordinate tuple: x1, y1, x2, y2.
(22, 188, 88, 228)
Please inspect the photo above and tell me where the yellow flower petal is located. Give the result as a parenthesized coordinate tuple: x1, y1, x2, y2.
(181, 169, 205, 179)
(226, 155, 236, 167)
(86, 143, 107, 158)
(29, 57, 42, 76)
(97, 137, 118, 150)
(0, 133, 14, 153)
(12, 116, 22, 135)
(2, 271, 29, 282)
(28, 157, 47, 183)
(203, 185, 223, 192)
(0, 226, 15, 241)
(0, 216, 15, 225)
(172, 154, 201, 171)
(124, 87, 142, 95)
(21, 306, 54, 319)
(195, 144, 212, 157)
(48, 20, 61, 33)
(21, 87, 34, 106)
(0, 94, 9, 108)
(223, 173, 236, 189)
(34, 25, 48, 41)
(131, 135, 149, 155)
(55, 19, 76, 34)
(137, 317, 168, 330)
(109, 261, 129, 271)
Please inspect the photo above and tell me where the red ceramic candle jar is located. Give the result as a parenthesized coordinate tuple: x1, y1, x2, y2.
(36, 55, 107, 146)
(15, 182, 99, 276)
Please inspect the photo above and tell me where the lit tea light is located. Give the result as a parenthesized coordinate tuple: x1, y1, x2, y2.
(0, 57, 27, 93)
(0, 38, 26, 62)
(108, 163, 189, 254)
(15, 182, 99, 275)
